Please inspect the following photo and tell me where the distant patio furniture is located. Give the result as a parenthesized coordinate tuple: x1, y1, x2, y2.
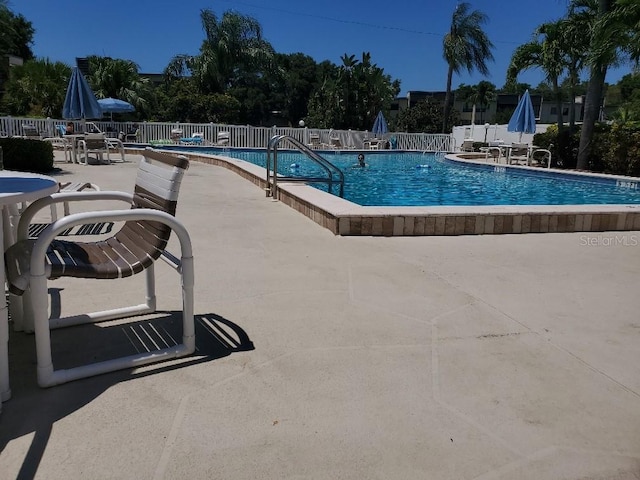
(51, 181, 101, 221)
(21, 124, 42, 139)
(215, 131, 230, 146)
(530, 146, 552, 168)
(55, 125, 68, 137)
(170, 128, 183, 143)
(43, 137, 73, 163)
(124, 126, 139, 142)
(308, 133, 320, 148)
(180, 132, 204, 145)
(329, 135, 342, 148)
(78, 133, 110, 165)
(507, 143, 531, 165)
(4, 148, 195, 388)
(460, 139, 475, 152)
(106, 137, 126, 162)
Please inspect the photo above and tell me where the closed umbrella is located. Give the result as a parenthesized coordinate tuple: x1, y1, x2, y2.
(62, 67, 102, 130)
(372, 111, 388, 138)
(97, 97, 135, 121)
(507, 90, 536, 142)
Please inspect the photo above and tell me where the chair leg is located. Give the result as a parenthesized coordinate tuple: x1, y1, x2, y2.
(31, 257, 195, 388)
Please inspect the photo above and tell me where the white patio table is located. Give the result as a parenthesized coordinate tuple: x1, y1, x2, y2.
(0, 170, 58, 412)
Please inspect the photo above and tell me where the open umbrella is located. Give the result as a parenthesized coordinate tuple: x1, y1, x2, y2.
(507, 90, 536, 142)
(62, 67, 102, 130)
(372, 111, 388, 138)
(97, 97, 135, 121)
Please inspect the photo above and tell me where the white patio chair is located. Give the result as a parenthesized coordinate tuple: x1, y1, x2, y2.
(78, 133, 110, 165)
(43, 137, 72, 163)
(106, 137, 126, 162)
(508, 143, 531, 165)
(5, 148, 195, 388)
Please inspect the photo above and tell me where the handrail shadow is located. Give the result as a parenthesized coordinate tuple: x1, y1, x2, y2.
(0, 309, 254, 479)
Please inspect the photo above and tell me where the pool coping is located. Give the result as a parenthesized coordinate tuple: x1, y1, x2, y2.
(141, 148, 640, 236)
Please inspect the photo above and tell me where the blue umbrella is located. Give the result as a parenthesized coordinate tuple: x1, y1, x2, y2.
(62, 67, 102, 121)
(372, 111, 388, 137)
(97, 97, 135, 121)
(97, 97, 135, 113)
(507, 90, 536, 141)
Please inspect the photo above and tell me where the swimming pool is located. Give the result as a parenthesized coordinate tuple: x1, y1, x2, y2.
(189, 149, 640, 207)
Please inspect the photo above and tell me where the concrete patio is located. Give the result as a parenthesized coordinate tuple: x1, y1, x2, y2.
(1, 151, 639, 479)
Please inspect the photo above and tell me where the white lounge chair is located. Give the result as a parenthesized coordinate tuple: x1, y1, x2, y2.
(460, 139, 475, 152)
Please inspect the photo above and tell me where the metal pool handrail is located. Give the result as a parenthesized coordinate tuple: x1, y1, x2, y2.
(266, 135, 345, 199)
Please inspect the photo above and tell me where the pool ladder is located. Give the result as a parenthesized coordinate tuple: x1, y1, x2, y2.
(266, 135, 345, 199)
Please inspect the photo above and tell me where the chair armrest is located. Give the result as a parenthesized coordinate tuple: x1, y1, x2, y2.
(17, 191, 134, 240)
(30, 208, 193, 276)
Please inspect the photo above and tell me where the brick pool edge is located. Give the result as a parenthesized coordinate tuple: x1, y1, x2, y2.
(137, 148, 640, 237)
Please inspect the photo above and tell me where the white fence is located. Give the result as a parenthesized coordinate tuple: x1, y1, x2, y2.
(1, 116, 454, 152)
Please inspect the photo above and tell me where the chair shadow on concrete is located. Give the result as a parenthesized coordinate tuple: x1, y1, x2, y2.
(0, 299, 254, 480)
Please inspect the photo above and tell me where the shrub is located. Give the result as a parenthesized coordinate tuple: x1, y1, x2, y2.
(601, 124, 640, 176)
(534, 127, 580, 169)
(0, 137, 54, 173)
(532, 123, 640, 174)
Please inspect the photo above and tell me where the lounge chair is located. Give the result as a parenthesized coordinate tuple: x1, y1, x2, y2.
(180, 133, 204, 145)
(78, 133, 110, 165)
(215, 131, 230, 146)
(21, 124, 42, 139)
(460, 139, 475, 152)
(4, 148, 195, 387)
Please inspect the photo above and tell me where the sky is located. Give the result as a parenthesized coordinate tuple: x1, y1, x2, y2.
(10, 0, 633, 97)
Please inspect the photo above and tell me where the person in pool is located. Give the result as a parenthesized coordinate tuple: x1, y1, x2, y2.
(355, 153, 367, 168)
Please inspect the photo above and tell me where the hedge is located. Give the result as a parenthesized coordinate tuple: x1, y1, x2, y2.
(0, 137, 54, 173)
(533, 123, 640, 176)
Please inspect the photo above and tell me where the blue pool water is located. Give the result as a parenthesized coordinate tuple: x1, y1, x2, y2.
(182, 148, 640, 207)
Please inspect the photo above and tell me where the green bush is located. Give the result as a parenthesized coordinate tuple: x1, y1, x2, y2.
(533, 127, 580, 169)
(533, 123, 640, 175)
(0, 137, 54, 173)
(600, 124, 640, 176)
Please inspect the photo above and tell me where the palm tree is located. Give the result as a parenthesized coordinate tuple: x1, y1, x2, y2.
(473, 80, 496, 124)
(86, 56, 151, 114)
(507, 20, 567, 133)
(2, 59, 69, 117)
(576, 0, 640, 169)
(165, 9, 274, 94)
(562, 3, 594, 128)
(441, 2, 494, 133)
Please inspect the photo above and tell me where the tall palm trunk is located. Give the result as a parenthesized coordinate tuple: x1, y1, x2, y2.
(577, 64, 607, 169)
(552, 78, 564, 135)
(442, 66, 454, 133)
(577, 0, 611, 170)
